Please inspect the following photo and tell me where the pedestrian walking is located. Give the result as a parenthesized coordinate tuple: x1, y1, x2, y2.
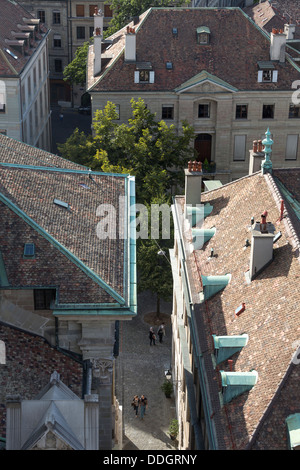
(131, 395, 140, 418)
(157, 322, 166, 343)
(149, 327, 156, 346)
(139, 395, 148, 420)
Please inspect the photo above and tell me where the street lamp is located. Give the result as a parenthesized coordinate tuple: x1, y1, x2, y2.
(164, 369, 183, 390)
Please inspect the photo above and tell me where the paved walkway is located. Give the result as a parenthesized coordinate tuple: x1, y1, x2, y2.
(116, 291, 177, 451)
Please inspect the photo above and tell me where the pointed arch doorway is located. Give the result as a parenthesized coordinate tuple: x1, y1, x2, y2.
(194, 134, 212, 163)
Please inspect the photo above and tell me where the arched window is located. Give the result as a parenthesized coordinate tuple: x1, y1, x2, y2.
(0, 81, 6, 113)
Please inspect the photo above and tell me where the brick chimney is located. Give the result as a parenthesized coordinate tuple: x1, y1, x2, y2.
(93, 7, 103, 76)
(284, 23, 296, 40)
(249, 211, 275, 280)
(125, 26, 136, 62)
(270, 28, 286, 63)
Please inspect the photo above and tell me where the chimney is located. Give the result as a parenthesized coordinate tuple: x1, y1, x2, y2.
(125, 26, 136, 62)
(270, 29, 286, 63)
(249, 211, 275, 280)
(184, 161, 203, 223)
(93, 7, 103, 76)
(284, 23, 296, 40)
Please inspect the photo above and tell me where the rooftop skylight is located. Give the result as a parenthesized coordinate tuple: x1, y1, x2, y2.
(53, 198, 70, 210)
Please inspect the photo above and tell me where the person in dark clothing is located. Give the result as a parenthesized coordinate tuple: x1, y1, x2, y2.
(157, 322, 166, 343)
(131, 395, 140, 417)
(139, 395, 148, 419)
(149, 327, 156, 346)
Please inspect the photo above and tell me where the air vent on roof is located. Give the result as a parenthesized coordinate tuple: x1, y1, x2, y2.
(53, 198, 70, 210)
(23, 243, 35, 259)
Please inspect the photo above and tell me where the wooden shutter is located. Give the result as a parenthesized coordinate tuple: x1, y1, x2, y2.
(149, 71, 155, 83)
(258, 71, 263, 82)
(272, 70, 278, 82)
(134, 71, 139, 83)
(234, 135, 246, 161)
(286, 134, 298, 160)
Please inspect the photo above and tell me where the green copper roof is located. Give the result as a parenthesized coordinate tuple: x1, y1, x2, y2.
(175, 70, 238, 94)
(0, 251, 9, 286)
(274, 178, 300, 222)
(186, 204, 213, 226)
(286, 414, 300, 449)
(220, 370, 258, 404)
(213, 334, 249, 364)
(201, 274, 231, 300)
(192, 227, 216, 250)
(197, 26, 210, 34)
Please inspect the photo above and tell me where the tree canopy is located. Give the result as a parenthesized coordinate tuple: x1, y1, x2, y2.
(58, 98, 195, 204)
(63, 0, 188, 86)
(58, 98, 195, 311)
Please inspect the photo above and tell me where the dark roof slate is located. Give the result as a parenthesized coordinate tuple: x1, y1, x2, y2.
(89, 7, 299, 94)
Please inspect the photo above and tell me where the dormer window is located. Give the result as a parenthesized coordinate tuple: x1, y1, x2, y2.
(197, 26, 210, 44)
(134, 69, 155, 84)
(257, 61, 278, 83)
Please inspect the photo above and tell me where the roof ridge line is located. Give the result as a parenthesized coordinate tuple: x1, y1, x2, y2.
(264, 172, 300, 259)
(0, 161, 129, 177)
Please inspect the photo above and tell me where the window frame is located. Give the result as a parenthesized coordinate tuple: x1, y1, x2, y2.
(76, 26, 86, 39)
(262, 104, 275, 119)
(37, 10, 45, 23)
(162, 105, 174, 120)
(53, 11, 61, 25)
(34, 289, 56, 310)
(289, 104, 300, 119)
(198, 103, 210, 119)
(235, 104, 248, 120)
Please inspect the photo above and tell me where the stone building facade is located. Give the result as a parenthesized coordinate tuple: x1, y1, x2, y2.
(87, 7, 300, 183)
(169, 136, 300, 449)
(0, 0, 52, 151)
(19, 0, 114, 105)
(0, 133, 137, 449)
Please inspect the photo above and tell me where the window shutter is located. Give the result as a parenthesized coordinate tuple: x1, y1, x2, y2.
(134, 71, 139, 83)
(272, 70, 278, 83)
(285, 134, 298, 160)
(149, 71, 155, 83)
(258, 71, 263, 83)
(234, 135, 246, 161)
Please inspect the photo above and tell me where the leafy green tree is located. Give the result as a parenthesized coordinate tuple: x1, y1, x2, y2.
(58, 98, 195, 204)
(63, 40, 91, 86)
(137, 194, 174, 315)
(105, 0, 188, 37)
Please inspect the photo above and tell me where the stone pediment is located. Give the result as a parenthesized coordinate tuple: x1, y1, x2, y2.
(175, 71, 238, 94)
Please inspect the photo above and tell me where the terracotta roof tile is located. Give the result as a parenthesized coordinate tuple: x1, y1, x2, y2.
(177, 168, 300, 448)
(89, 7, 299, 93)
(0, 0, 49, 77)
(0, 135, 128, 304)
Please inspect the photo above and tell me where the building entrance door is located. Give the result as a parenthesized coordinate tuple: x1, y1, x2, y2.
(194, 134, 212, 163)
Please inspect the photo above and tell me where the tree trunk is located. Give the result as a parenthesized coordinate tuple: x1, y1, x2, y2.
(157, 295, 160, 315)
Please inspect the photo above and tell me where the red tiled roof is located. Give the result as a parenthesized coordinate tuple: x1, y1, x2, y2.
(176, 168, 300, 449)
(89, 7, 299, 94)
(0, 134, 127, 304)
(0, 0, 48, 76)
